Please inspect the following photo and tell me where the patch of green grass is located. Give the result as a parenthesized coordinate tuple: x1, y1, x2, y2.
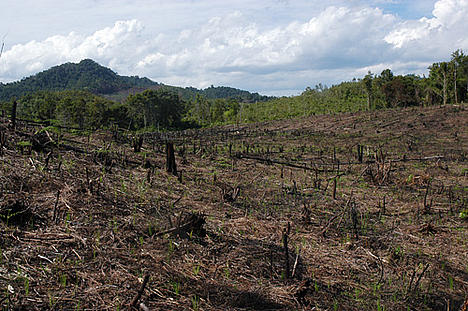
(17, 140, 32, 147)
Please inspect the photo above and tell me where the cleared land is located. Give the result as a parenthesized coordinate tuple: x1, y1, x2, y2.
(1, 104, 467, 310)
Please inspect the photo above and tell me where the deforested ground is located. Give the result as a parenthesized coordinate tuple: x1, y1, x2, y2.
(1, 104, 467, 310)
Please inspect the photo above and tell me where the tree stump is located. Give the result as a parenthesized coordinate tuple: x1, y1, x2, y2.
(166, 142, 177, 176)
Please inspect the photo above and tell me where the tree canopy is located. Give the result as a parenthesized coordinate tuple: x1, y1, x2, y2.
(126, 89, 185, 129)
(1, 51, 466, 130)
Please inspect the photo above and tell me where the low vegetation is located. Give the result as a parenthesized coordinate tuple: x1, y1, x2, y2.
(0, 102, 467, 310)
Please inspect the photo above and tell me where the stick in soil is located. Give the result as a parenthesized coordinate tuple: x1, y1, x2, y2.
(413, 264, 430, 293)
(269, 246, 274, 278)
(178, 170, 183, 183)
(351, 201, 359, 240)
(291, 247, 300, 278)
(53, 190, 60, 224)
(424, 183, 431, 213)
(407, 264, 430, 296)
(357, 144, 363, 163)
(333, 177, 337, 199)
(382, 195, 386, 215)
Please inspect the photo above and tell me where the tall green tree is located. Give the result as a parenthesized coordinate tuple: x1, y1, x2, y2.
(126, 89, 184, 129)
(429, 62, 452, 106)
(363, 72, 374, 110)
(450, 49, 468, 103)
(381, 76, 418, 108)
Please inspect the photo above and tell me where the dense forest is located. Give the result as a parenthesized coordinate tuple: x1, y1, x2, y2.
(1, 50, 467, 130)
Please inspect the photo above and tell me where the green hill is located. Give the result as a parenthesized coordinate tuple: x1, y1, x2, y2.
(0, 59, 273, 103)
(0, 59, 158, 101)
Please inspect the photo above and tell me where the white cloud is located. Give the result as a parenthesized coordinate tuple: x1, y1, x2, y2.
(384, 17, 440, 48)
(385, 0, 468, 51)
(0, 0, 467, 95)
(136, 6, 396, 79)
(0, 20, 144, 81)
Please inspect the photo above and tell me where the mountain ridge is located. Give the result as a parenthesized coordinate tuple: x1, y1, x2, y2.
(0, 59, 273, 103)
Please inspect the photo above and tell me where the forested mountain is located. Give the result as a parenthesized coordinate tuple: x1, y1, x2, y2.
(182, 85, 272, 102)
(0, 59, 273, 103)
(0, 59, 158, 101)
(105, 84, 273, 103)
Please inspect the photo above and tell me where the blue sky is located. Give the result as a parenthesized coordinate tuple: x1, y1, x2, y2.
(1, 0, 467, 95)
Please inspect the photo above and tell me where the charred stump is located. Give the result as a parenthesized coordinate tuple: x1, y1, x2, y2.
(132, 135, 144, 153)
(11, 101, 17, 130)
(166, 142, 177, 176)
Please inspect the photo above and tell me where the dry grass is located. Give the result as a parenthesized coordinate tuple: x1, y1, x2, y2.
(1, 104, 467, 310)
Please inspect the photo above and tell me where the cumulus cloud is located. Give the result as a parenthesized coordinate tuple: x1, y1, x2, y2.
(0, 20, 144, 81)
(1, 0, 467, 95)
(385, 0, 468, 53)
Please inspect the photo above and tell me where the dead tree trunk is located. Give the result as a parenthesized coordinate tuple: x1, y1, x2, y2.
(357, 145, 364, 163)
(0, 130, 6, 156)
(166, 142, 177, 176)
(132, 135, 143, 153)
(442, 70, 447, 106)
(11, 101, 17, 130)
(332, 178, 337, 199)
(454, 66, 458, 104)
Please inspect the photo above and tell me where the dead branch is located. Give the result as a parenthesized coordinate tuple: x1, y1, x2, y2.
(129, 274, 150, 309)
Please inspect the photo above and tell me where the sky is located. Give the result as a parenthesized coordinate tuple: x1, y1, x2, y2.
(0, 0, 467, 96)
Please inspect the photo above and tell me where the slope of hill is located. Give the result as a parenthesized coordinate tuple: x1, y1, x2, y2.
(183, 85, 272, 102)
(0, 59, 273, 103)
(0, 59, 158, 101)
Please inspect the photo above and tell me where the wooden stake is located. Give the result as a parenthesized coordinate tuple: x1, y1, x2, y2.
(53, 190, 60, 224)
(383, 196, 386, 215)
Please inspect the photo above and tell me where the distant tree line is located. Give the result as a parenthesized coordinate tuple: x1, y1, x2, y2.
(1, 51, 466, 130)
(235, 50, 468, 122)
(362, 50, 468, 109)
(2, 88, 245, 130)
(0, 89, 183, 130)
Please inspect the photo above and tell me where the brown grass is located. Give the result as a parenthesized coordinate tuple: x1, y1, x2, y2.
(1, 104, 467, 310)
